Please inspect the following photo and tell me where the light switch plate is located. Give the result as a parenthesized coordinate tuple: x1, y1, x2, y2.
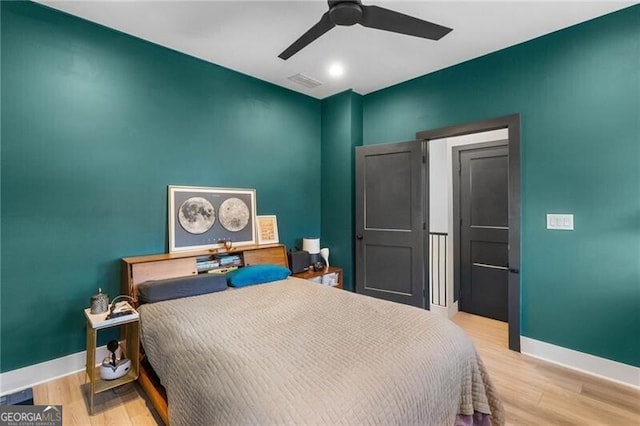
(547, 214, 574, 230)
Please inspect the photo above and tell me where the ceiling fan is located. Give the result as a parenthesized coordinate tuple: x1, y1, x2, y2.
(278, 0, 452, 60)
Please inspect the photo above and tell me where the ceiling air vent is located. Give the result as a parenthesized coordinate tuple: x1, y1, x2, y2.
(288, 73, 323, 89)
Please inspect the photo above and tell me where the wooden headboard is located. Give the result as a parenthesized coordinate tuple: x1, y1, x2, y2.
(121, 244, 288, 304)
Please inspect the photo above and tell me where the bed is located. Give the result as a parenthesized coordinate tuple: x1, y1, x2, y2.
(136, 276, 504, 425)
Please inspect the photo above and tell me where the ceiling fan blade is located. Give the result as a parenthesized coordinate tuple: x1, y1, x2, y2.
(360, 5, 452, 40)
(278, 12, 336, 60)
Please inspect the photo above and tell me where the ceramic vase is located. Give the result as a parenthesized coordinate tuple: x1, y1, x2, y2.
(320, 248, 329, 268)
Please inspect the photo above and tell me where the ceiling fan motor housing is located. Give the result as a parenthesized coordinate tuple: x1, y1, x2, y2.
(329, 1, 363, 26)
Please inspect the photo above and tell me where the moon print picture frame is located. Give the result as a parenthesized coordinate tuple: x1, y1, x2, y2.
(168, 186, 257, 252)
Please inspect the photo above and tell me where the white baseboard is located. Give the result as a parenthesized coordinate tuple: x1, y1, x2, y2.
(521, 337, 640, 389)
(430, 304, 449, 318)
(0, 345, 109, 397)
(429, 301, 458, 319)
(448, 301, 459, 319)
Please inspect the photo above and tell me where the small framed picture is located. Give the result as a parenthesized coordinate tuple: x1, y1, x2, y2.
(256, 215, 279, 245)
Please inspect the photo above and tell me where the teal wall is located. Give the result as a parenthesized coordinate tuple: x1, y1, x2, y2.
(1, 2, 321, 372)
(320, 91, 363, 291)
(363, 6, 640, 366)
(1, 1, 638, 374)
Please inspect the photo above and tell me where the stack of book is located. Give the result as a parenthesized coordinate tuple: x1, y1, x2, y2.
(196, 256, 220, 273)
(216, 254, 242, 267)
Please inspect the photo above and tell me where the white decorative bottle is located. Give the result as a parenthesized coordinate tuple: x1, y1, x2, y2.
(320, 248, 329, 268)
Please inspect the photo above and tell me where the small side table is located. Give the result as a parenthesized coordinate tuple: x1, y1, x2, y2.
(292, 266, 344, 289)
(84, 303, 140, 414)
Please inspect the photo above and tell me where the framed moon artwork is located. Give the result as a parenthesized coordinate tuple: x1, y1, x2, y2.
(168, 186, 257, 253)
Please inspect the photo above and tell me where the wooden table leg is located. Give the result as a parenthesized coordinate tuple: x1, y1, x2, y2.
(86, 327, 96, 415)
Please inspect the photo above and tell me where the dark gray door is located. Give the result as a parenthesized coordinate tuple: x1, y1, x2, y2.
(456, 143, 509, 321)
(355, 141, 427, 308)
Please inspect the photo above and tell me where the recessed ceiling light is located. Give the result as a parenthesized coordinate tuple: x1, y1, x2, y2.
(328, 63, 344, 77)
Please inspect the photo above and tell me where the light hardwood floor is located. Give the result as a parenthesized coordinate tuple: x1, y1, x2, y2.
(452, 312, 639, 425)
(33, 312, 639, 425)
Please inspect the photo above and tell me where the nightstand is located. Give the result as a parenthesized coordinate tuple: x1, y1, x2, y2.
(84, 303, 140, 414)
(292, 266, 343, 289)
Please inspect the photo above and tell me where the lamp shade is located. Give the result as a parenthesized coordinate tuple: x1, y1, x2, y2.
(302, 238, 320, 254)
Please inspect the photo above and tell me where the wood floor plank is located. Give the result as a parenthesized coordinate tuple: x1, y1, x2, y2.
(29, 311, 639, 425)
(452, 312, 640, 426)
(64, 399, 93, 426)
(581, 381, 640, 413)
(31, 380, 49, 404)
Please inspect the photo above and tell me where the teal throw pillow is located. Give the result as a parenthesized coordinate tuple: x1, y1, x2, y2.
(226, 264, 291, 287)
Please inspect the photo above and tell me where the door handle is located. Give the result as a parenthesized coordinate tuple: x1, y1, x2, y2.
(509, 268, 519, 274)
(356, 234, 363, 240)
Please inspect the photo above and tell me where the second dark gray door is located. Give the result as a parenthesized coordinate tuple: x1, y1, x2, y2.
(456, 143, 509, 321)
(355, 141, 426, 308)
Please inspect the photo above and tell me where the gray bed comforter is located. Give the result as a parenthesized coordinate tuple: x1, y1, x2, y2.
(139, 278, 504, 425)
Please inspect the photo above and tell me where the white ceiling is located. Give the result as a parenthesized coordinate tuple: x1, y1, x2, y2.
(39, 1, 635, 99)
